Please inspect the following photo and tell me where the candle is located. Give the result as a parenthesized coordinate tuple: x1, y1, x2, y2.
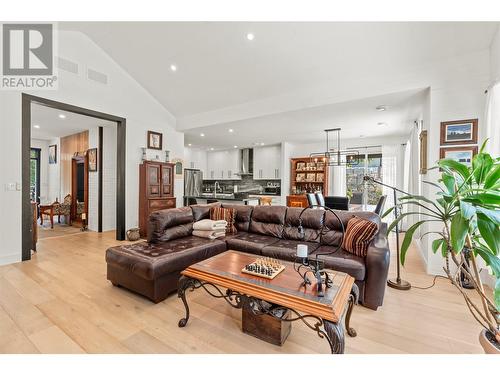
(296, 244, 308, 258)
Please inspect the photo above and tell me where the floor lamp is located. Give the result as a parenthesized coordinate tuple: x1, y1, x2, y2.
(363, 176, 411, 291)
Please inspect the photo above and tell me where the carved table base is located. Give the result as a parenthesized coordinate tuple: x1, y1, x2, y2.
(177, 275, 358, 354)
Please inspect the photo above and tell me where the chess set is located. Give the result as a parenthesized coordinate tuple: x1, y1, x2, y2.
(241, 257, 286, 280)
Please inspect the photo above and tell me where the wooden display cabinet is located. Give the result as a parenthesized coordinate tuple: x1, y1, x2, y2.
(287, 157, 329, 207)
(139, 161, 176, 238)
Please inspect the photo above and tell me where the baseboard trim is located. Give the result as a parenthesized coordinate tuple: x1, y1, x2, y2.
(0, 252, 21, 266)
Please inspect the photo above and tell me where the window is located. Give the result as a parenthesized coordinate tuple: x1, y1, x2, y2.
(30, 148, 41, 203)
(346, 152, 383, 205)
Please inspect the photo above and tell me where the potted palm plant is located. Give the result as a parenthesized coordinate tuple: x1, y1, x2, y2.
(383, 140, 499, 353)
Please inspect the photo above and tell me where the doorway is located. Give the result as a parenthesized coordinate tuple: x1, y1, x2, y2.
(22, 94, 126, 261)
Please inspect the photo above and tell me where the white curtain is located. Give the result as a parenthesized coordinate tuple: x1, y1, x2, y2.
(381, 145, 402, 224)
(485, 83, 500, 158)
(401, 123, 420, 230)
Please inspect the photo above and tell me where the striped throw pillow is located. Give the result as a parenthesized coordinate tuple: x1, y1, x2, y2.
(342, 216, 378, 257)
(210, 207, 237, 235)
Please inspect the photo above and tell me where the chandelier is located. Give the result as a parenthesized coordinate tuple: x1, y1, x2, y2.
(309, 128, 359, 166)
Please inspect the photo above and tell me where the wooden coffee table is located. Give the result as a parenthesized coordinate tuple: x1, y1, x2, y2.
(177, 250, 358, 354)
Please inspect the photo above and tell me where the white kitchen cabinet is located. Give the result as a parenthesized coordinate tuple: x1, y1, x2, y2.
(206, 149, 241, 180)
(253, 145, 281, 180)
(185, 148, 207, 176)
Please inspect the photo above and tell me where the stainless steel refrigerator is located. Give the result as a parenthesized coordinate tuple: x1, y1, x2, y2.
(184, 169, 203, 201)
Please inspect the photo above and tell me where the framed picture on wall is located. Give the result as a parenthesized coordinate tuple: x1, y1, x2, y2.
(147, 131, 163, 150)
(440, 119, 478, 145)
(49, 144, 57, 164)
(172, 158, 184, 179)
(439, 146, 478, 167)
(88, 148, 98, 172)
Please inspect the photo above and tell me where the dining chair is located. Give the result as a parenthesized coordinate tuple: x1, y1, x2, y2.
(374, 195, 387, 215)
(306, 193, 318, 207)
(315, 192, 326, 207)
(324, 196, 349, 210)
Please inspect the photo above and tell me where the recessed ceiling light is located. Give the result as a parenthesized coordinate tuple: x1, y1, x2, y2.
(233, 145, 238, 148)
(228, 128, 234, 133)
(33, 124, 40, 129)
(375, 105, 387, 112)
(200, 133, 205, 137)
(187, 143, 192, 146)
(260, 142, 265, 146)
(170, 64, 177, 72)
(58, 114, 66, 119)
(246, 33, 255, 41)
(377, 122, 387, 126)
(210, 147, 214, 151)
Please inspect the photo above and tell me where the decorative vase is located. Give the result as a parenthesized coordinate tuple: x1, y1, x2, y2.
(479, 329, 500, 354)
(126, 228, 140, 241)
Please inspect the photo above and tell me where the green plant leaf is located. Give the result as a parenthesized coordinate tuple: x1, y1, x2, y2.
(450, 214, 469, 253)
(459, 201, 476, 220)
(476, 207, 500, 226)
(400, 220, 426, 266)
(484, 164, 500, 189)
(386, 212, 419, 233)
(381, 206, 395, 219)
(472, 152, 494, 184)
(462, 192, 500, 206)
(477, 213, 500, 254)
(441, 173, 456, 195)
(432, 238, 444, 254)
(475, 247, 500, 277)
(438, 159, 470, 181)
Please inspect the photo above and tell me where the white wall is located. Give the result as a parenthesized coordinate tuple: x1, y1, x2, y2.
(490, 25, 500, 83)
(0, 30, 184, 265)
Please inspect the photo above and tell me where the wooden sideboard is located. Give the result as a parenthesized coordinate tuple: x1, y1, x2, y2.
(139, 161, 176, 238)
(286, 195, 309, 208)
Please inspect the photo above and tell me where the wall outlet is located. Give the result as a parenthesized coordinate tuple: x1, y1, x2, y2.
(16, 182, 21, 191)
(5, 183, 16, 191)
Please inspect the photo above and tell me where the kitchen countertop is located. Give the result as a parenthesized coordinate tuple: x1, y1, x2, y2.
(185, 195, 259, 202)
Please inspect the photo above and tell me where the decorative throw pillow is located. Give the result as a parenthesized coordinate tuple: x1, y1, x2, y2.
(210, 207, 237, 235)
(342, 216, 378, 257)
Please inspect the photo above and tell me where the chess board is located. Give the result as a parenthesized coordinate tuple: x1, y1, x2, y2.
(241, 257, 286, 280)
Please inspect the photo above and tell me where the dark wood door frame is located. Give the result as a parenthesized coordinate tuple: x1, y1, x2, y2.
(71, 154, 89, 222)
(22, 93, 126, 261)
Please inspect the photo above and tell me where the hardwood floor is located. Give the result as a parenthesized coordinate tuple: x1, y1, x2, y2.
(0, 231, 488, 354)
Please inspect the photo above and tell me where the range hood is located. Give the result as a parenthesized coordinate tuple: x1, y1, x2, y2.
(236, 148, 253, 176)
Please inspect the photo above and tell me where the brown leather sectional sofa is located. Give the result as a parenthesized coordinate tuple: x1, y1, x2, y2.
(106, 203, 390, 310)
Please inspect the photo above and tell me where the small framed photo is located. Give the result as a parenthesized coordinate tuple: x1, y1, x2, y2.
(88, 148, 98, 172)
(440, 119, 478, 145)
(147, 131, 163, 150)
(440, 146, 478, 167)
(49, 144, 57, 164)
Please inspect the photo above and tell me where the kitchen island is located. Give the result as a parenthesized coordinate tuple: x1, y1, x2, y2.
(185, 195, 260, 206)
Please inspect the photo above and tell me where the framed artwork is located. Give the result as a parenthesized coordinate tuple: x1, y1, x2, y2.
(440, 119, 478, 145)
(147, 131, 163, 150)
(49, 144, 57, 164)
(88, 148, 98, 172)
(440, 146, 478, 167)
(172, 158, 184, 179)
(419, 130, 428, 174)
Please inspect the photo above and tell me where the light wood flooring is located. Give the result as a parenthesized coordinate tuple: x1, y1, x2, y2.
(0, 231, 489, 354)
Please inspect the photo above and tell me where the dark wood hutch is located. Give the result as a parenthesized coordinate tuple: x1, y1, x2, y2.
(139, 160, 176, 237)
(286, 156, 329, 208)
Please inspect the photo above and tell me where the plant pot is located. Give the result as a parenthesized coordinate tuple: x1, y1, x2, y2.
(126, 228, 140, 241)
(479, 329, 500, 354)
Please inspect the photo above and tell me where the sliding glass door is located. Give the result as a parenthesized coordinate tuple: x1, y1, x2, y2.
(346, 151, 383, 205)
